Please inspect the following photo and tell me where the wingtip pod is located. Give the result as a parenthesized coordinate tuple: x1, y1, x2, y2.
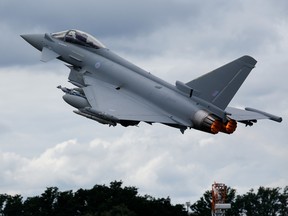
(245, 107, 283, 123)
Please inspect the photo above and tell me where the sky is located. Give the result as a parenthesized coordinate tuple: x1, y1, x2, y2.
(0, 0, 287, 205)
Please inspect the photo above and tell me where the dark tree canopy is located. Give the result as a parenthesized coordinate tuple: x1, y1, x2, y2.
(190, 186, 288, 216)
(0, 182, 287, 216)
(0, 181, 187, 216)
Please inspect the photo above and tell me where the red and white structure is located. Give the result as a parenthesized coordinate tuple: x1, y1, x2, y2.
(211, 182, 231, 216)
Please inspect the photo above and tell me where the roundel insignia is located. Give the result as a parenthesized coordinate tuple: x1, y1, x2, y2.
(95, 62, 101, 69)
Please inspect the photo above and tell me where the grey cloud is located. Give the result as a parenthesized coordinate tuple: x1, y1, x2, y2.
(0, 123, 11, 135)
(2, 0, 288, 66)
(0, 0, 197, 36)
(0, 126, 286, 203)
(1, 0, 197, 66)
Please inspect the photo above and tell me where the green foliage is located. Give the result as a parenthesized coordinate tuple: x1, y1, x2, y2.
(0, 181, 187, 216)
(190, 190, 211, 215)
(2, 194, 23, 216)
(190, 186, 288, 216)
(0, 182, 286, 216)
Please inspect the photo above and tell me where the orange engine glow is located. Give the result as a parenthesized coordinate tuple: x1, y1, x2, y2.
(193, 110, 237, 135)
(222, 119, 237, 134)
(210, 120, 222, 134)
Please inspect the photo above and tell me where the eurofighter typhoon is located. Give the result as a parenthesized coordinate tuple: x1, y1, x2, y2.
(21, 30, 282, 134)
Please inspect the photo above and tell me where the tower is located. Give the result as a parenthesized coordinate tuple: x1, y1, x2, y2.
(211, 182, 231, 216)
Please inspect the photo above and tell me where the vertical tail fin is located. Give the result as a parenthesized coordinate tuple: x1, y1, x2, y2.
(186, 55, 257, 109)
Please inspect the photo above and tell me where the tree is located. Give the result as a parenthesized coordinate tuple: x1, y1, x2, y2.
(256, 187, 281, 215)
(239, 187, 285, 216)
(191, 186, 288, 216)
(279, 186, 288, 215)
(239, 189, 259, 216)
(23, 196, 42, 216)
(2, 194, 23, 216)
(54, 190, 76, 216)
(0, 194, 7, 215)
(190, 190, 211, 215)
(100, 204, 137, 216)
(190, 187, 236, 216)
(39, 187, 59, 215)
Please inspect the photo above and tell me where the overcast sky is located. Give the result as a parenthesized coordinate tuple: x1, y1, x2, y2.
(0, 0, 287, 204)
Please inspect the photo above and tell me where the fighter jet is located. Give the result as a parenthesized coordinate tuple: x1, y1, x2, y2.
(21, 29, 282, 134)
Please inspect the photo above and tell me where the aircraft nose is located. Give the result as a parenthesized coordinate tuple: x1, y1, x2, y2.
(21, 34, 44, 51)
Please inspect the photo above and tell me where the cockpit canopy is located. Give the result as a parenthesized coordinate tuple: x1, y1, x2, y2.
(51, 30, 106, 49)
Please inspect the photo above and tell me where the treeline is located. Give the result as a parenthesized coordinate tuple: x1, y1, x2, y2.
(1, 182, 287, 216)
(0, 181, 187, 216)
(190, 185, 288, 215)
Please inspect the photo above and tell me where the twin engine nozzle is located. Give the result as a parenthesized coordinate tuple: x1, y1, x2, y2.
(193, 110, 237, 134)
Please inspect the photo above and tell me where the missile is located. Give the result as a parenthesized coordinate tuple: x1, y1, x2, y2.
(73, 110, 117, 126)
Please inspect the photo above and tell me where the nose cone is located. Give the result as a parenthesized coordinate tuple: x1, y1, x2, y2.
(21, 34, 44, 51)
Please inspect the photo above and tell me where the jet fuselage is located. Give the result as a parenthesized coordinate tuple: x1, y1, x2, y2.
(21, 30, 282, 134)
